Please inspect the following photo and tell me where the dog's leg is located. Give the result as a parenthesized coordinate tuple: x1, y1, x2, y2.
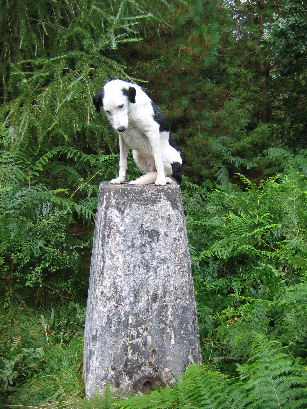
(129, 152, 154, 185)
(110, 135, 129, 184)
(146, 132, 166, 186)
(129, 172, 157, 185)
(129, 174, 175, 185)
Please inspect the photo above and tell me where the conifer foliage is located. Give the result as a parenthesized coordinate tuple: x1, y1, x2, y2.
(0, 0, 158, 299)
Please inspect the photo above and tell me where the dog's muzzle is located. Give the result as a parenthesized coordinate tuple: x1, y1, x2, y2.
(117, 126, 126, 133)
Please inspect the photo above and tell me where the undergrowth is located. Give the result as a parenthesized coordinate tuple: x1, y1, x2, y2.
(0, 302, 85, 405)
(1, 162, 306, 408)
(182, 162, 307, 370)
(1, 306, 306, 409)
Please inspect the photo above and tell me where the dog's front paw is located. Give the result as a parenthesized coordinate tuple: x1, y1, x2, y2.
(155, 177, 166, 186)
(165, 177, 174, 184)
(110, 177, 125, 184)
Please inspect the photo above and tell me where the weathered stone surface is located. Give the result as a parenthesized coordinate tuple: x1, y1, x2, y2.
(83, 182, 202, 397)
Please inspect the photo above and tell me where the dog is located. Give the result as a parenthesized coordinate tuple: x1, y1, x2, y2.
(93, 79, 182, 185)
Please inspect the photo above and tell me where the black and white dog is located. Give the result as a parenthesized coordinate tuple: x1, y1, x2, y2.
(93, 79, 182, 185)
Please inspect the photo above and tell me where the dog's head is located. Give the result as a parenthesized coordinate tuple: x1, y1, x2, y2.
(93, 80, 136, 133)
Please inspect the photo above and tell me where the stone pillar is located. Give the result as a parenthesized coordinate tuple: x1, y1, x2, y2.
(83, 182, 202, 397)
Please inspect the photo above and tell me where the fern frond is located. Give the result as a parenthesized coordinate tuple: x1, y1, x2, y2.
(239, 334, 307, 409)
(216, 166, 230, 185)
(31, 147, 63, 174)
(180, 364, 240, 409)
(117, 365, 244, 409)
(0, 149, 31, 184)
(117, 387, 176, 408)
(235, 173, 256, 188)
(10, 336, 22, 351)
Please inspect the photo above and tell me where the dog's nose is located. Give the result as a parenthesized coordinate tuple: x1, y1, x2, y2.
(117, 126, 126, 133)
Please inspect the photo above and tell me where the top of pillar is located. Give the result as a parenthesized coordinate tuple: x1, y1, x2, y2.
(98, 182, 183, 212)
(99, 181, 181, 191)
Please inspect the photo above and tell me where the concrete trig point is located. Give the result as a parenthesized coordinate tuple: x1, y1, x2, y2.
(83, 182, 202, 397)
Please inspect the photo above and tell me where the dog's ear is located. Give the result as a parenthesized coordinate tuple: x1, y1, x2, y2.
(128, 87, 136, 103)
(123, 86, 136, 104)
(93, 89, 104, 113)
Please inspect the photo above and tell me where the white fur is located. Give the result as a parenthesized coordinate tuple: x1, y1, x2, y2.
(97, 79, 182, 186)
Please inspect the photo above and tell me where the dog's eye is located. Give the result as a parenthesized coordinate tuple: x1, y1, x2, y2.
(105, 110, 111, 114)
(118, 104, 124, 109)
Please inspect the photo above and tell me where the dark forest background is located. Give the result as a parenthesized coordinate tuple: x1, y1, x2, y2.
(0, 1, 306, 407)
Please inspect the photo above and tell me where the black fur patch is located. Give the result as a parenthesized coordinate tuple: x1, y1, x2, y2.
(122, 86, 136, 103)
(151, 101, 169, 132)
(171, 162, 182, 184)
(93, 89, 103, 113)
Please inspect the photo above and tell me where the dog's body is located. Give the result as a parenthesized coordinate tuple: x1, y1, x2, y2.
(93, 79, 182, 185)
